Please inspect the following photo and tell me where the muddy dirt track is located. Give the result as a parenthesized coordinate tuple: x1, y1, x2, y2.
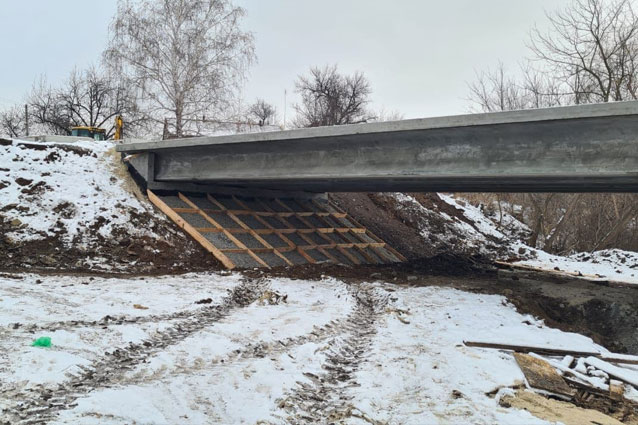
(1, 277, 267, 424)
(2, 259, 638, 424)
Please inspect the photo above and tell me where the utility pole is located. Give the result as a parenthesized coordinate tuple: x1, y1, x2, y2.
(283, 89, 287, 129)
(24, 104, 29, 136)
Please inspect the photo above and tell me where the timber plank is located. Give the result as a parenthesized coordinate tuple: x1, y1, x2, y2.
(148, 190, 235, 269)
(180, 193, 270, 268)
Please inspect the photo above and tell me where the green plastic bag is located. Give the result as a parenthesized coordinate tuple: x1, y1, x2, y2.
(32, 337, 51, 348)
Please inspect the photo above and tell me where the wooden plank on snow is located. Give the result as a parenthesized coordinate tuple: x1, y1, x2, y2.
(514, 352, 575, 397)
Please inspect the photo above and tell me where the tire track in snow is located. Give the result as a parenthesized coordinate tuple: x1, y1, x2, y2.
(0, 277, 268, 425)
(276, 285, 388, 425)
(119, 291, 358, 386)
(5, 305, 217, 333)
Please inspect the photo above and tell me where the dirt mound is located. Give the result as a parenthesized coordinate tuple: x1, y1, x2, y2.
(330, 192, 517, 261)
(0, 139, 219, 274)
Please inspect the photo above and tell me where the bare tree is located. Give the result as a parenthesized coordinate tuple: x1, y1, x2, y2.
(466, 0, 638, 254)
(27, 77, 70, 135)
(294, 65, 374, 127)
(0, 105, 25, 138)
(105, 0, 255, 138)
(26, 68, 144, 138)
(468, 63, 526, 112)
(530, 0, 638, 103)
(248, 99, 277, 126)
(468, 62, 566, 113)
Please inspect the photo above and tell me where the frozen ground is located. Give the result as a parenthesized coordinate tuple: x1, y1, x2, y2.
(515, 248, 638, 285)
(409, 192, 638, 287)
(0, 138, 159, 244)
(0, 272, 611, 424)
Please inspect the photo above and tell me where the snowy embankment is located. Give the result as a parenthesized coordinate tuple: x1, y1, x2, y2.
(0, 272, 621, 424)
(0, 138, 155, 243)
(515, 248, 638, 286)
(394, 192, 638, 286)
(0, 138, 212, 272)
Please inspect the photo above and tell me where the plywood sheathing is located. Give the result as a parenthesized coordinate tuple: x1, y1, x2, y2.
(148, 190, 406, 269)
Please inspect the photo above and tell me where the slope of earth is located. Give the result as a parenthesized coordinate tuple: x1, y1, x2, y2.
(0, 138, 217, 274)
(330, 192, 524, 261)
(1, 272, 632, 425)
(332, 192, 638, 287)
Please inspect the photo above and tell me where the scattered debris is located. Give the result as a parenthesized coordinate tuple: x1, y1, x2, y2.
(257, 290, 288, 305)
(584, 357, 638, 388)
(463, 341, 638, 364)
(385, 307, 411, 324)
(31, 336, 51, 348)
(514, 352, 575, 397)
(194, 298, 213, 304)
(466, 340, 638, 421)
(500, 390, 624, 425)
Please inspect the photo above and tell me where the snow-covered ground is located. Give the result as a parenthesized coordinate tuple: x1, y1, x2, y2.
(398, 192, 638, 287)
(0, 272, 614, 424)
(0, 138, 160, 244)
(515, 248, 638, 285)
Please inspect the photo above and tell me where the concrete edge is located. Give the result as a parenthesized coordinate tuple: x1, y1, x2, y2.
(116, 101, 638, 153)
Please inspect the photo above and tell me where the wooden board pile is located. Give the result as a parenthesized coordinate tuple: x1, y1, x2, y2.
(465, 341, 638, 418)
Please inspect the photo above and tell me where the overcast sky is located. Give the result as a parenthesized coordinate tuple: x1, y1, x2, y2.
(0, 0, 569, 120)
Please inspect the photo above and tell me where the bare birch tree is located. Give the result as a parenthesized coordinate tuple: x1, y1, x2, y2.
(104, 0, 255, 137)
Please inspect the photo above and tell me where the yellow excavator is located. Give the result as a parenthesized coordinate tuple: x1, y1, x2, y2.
(70, 116, 123, 141)
(70, 126, 106, 140)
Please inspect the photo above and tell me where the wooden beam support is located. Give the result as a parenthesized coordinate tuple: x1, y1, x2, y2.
(179, 193, 270, 268)
(231, 196, 316, 265)
(148, 191, 403, 270)
(147, 190, 235, 269)
(208, 194, 293, 267)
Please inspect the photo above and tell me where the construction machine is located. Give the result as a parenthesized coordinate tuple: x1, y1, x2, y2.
(70, 126, 106, 141)
(69, 116, 123, 141)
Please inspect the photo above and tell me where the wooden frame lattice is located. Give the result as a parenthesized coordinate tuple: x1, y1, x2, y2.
(148, 190, 406, 269)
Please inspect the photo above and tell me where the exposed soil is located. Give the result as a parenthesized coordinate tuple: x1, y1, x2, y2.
(330, 193, 434, 259)
(0, 141, 222, 275)
(0, 210, 219, 275)
(330, 192, 509, 260)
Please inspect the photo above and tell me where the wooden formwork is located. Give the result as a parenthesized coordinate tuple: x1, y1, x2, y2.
(148, 190, 406, 270)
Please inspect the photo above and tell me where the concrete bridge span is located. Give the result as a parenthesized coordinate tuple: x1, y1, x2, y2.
(117, 102, 638, 193)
